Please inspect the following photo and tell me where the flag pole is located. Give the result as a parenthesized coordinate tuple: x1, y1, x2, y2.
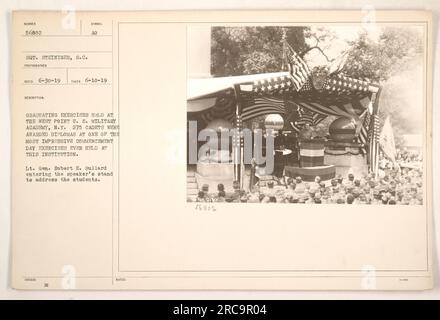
(233, 84, 244, 189)
(370, 87, 382, 176)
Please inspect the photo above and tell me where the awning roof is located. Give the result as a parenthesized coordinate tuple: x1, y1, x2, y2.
(187, 72, 290, 101)
(188, 71, 381, 125)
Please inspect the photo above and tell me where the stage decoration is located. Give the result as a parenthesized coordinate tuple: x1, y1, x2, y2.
(264, 114, 284, 131)
(329, 117, 357, 142)
(311, 65, 331, 91)
(187, 39, 382, 188)
(299, 139, 326, 167)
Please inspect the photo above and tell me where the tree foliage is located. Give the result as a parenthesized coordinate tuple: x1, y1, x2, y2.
(341, 27, 424, 83)
(211, 26, 423, 83)
(211, 27, 309, 76)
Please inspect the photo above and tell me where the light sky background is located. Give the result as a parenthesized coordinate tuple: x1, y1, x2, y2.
(303, 25, 425, 134)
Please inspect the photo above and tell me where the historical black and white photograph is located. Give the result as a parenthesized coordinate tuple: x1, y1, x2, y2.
(187, 24, 425, 205)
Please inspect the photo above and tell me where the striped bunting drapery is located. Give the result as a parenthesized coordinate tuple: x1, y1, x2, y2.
(290, 104, 327, 133)
(238, 73, 376, 136)
(196, 95, 236, 124)
(191, 73, 378, 133)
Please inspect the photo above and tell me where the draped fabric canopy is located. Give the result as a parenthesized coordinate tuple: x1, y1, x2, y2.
(187, 71, 380, 128)
(187, 70, 382, 172)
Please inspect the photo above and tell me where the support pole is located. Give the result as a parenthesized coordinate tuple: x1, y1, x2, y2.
(369, 87, 382, 177)
(233, 85, 244, 188)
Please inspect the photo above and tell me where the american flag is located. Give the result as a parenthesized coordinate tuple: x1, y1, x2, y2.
(241, 96, 287, 121)
(372, 115, 381, 142)
(251, 75, 296, 95)
(369, 114, 381, 173)
(356, 110, 371, 155)
(232, 115, 244, 148)
(322, 73, 371, 95)
(290, 105, 327, 133)
(283, 42, 312, 91)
